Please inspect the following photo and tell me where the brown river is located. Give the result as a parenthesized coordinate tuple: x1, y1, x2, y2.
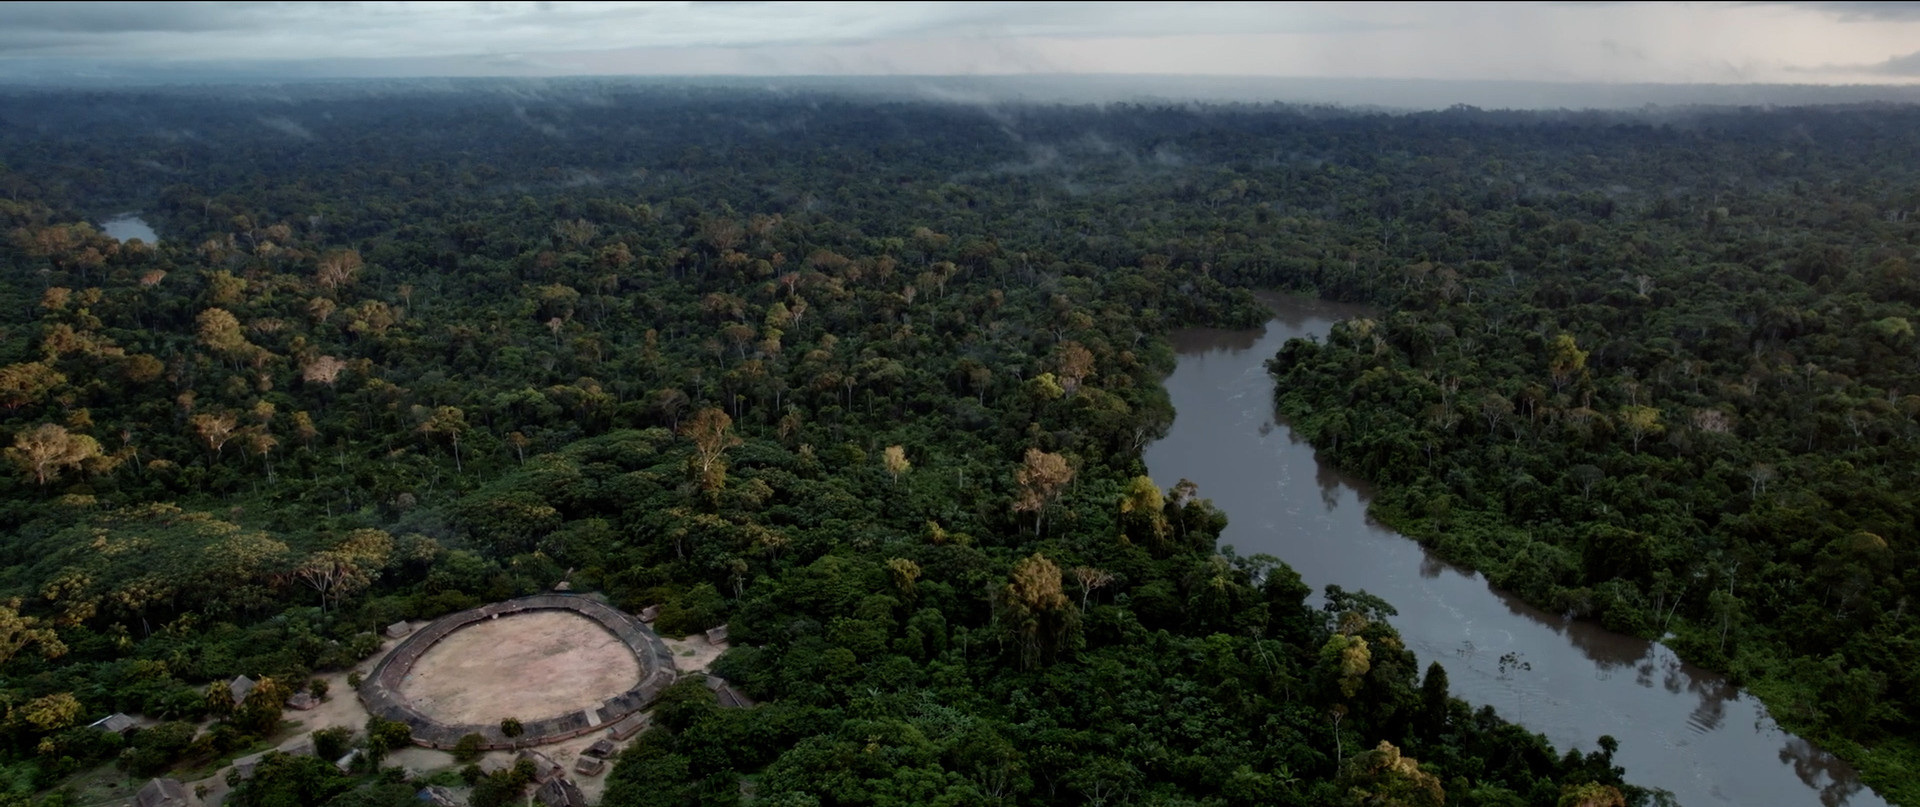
(1144, 295, 1887, 807)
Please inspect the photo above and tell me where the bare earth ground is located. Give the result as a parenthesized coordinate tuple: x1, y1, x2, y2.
(399, 610, 643, 726)
(660, 632, 727, 674)
(103, 612, 689, 805)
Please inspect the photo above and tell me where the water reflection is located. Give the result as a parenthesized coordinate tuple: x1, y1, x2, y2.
(1144, 293, 1887, 807)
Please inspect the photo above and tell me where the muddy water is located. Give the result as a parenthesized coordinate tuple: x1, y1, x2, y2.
(1144, 295, 1885, 807)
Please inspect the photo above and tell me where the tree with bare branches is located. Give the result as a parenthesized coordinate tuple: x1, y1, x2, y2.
(1013, 448, 1074, 535)
(682, 407, 741, 492)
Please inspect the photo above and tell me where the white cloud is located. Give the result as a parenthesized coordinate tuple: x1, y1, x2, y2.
(0, 1, 1916, 84)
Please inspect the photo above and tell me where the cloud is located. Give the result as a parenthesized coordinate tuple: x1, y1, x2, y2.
(1863, 51, 1920, 75)
(0, 2, 1394, 61)
(0, 2, 1916, 86)
(1780, 2, 1920, 22)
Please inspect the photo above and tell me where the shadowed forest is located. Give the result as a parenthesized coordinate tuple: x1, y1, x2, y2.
(0, 81, 1912, 806)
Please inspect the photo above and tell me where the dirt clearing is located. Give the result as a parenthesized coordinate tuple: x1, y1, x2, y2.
(398, 610, 641, 725)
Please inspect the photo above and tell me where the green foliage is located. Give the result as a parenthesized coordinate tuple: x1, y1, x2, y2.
(224, 752, 355, 807)
(653, 583, 727, 637)
(450, 733, 484, 764)
(0, 86, 1810, 807)
(311, 727, 353, 763)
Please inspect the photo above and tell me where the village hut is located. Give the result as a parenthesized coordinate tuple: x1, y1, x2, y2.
(535, 777, 589, 807)
(134, 777, 195, 807)
(583, 739, 617, 759)
(384, 621, 414, 639)
(88, 713, 137, 736)
(638, 604, 661, 622)
(573, 756, 606, 776)
(704, 675, 756, 709)
(517, 749, 563, 784)
(704, 624, 729, 644)
(606, 713, 647, 741)
(228, 675, 256, 703)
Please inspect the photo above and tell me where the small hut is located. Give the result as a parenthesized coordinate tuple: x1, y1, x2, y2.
(88, 712, 137, 736)
(286, 691, 320, 711)
(477, 756, 512, 776)
(228, 675, 257, 703)
(703, 624, 729, 644)
(535, 777, 589, 807)
(705, 675, 756, 709)
(573, 756, 606, 776)
(135, 778, 195, 807)
(517, 749, 563, 784)
(582, 738, 617, 759)
(607, 713, 647, 740)
(384, 621, 414, 639)
(638, 604, 661, 622)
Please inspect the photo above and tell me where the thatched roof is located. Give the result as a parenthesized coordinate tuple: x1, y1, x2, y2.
(517, 749, 562, 783)
(88, 712, 137, 735)
(135, 777, 192, 807)
(607, 712, 647, 740)
(535, 777, 589, 807)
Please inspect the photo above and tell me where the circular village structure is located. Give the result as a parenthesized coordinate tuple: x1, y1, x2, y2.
(358, 594, 676, 750)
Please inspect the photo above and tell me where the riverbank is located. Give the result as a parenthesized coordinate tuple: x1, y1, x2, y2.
(1146, 294, 1888, 807)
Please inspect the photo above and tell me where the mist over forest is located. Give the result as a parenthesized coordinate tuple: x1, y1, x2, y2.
(0, 80, 1915, 807)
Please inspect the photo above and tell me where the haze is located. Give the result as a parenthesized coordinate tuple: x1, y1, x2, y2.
(2, 1, 1919, 98)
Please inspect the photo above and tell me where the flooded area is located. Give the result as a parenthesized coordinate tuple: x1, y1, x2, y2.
(1144, 294, 1885, 807)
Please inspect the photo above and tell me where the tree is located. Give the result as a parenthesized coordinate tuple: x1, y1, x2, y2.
(418, 405, 469, 472)
(5, 423, 102, 486)
(1053, 341, 1095, 396)
(1002, 553, 1075, 668)
(1117, 475, 1171, 549)
(1013, 448, 1074, 535)
(234, 676, 291, 734)
(190, 412, 240, 460)
(0, 362, 65, 410)
(886, 557, 921, 596)
(12, 692, 81, 734)
(1548, 334, 1587, 393)
(316, 249, 363, 291)
(1340, 740, 1446, 807)
(452, 733, 485, 764)
(1618, 405, 1663, 453)
(882, 444, 911, 485)
(0, 598, 66, 665)
(1570, 464, 1603, 500)
(681, 407, 740, 492)
(197, 308, 256, 363)
(1072, 566, 1114, 611)
(301, 355, 348, 387)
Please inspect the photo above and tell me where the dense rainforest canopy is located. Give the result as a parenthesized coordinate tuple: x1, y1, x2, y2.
(0, 80, 1909, 806)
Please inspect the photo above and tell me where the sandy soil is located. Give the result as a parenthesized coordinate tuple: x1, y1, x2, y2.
(660, 633, 727, 674)
(149, 613, 662, 806)
(399, 610, 642, 725)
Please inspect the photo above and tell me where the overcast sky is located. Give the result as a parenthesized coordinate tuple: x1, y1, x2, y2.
(1, 1, 1918, 85)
